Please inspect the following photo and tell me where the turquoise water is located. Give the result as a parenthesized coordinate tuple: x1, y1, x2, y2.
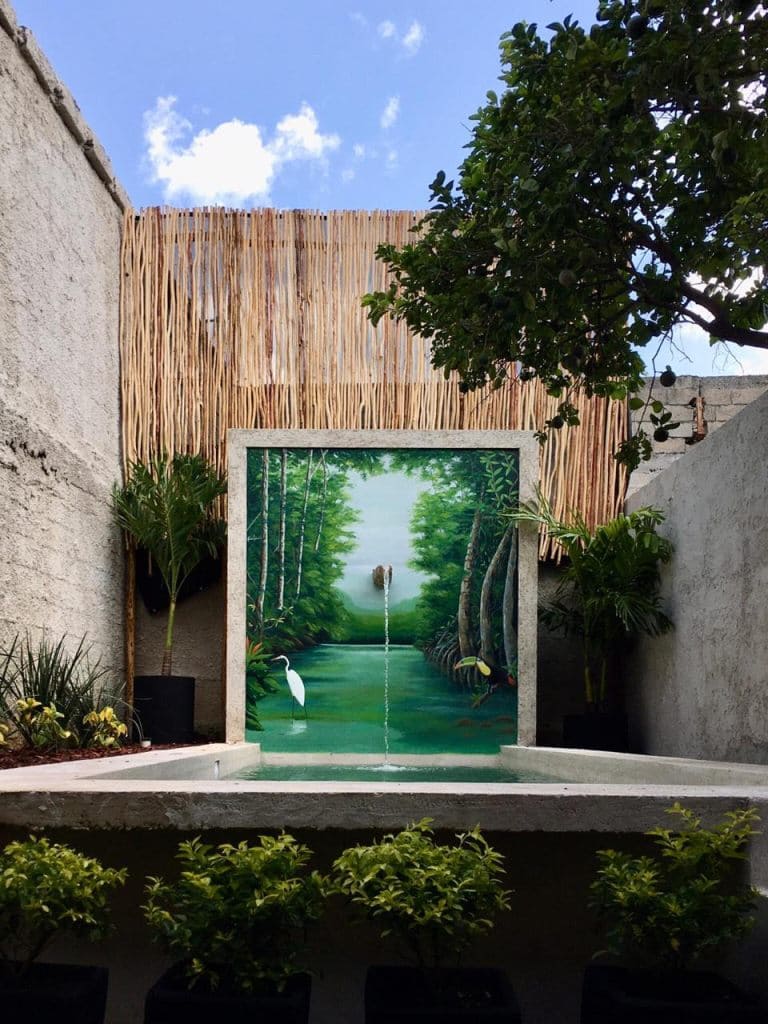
(248, 644, 517, 754)
(229, 764, 552, 783)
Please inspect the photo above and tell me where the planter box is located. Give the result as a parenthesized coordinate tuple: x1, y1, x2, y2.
(581, 964, 766, 1023)
(133, 675, 195, 745)
(365, 965, 521, 1023)
(0, 962, 108, 1024)
(563, 712, 629, 752)
(144, 963, 311, 1024)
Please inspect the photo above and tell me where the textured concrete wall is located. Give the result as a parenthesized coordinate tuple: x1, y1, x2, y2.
(625, 389, 768, 762)
(0, 8, 125, 665)
(627, 374, 768, 497)
(134, 581, 225, 735)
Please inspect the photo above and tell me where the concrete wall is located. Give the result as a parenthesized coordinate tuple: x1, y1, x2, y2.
(0, 4, 128, 666)
(625, 389, 768, 762)
(627, 374, 768, 497)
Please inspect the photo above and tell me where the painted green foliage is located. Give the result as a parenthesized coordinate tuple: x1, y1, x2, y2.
(244, 448, 520, 717)
(363, 0, 767, 467)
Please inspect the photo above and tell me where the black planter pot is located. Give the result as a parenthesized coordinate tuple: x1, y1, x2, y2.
(143, 963, 311, 1024)
(563, 711, 629, 752)
(364, 965, 521, 1023)
(581, 964, 766, 1023)
(133, 675, 195, 745)
(0, 962, 108, 1024)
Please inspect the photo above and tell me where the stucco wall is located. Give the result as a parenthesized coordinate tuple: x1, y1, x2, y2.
(625, 389, 768, 762)
(0, 5, 126, 665)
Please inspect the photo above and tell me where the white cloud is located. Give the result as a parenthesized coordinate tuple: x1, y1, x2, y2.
(386, 148, 399, 171)
(380, 96, 400, 130)
(143, 96, 340, 205)
(341, 167, 355, 183)
(352, 143, 366, 159)
(402, 20, 425, 55)
(375, 18, 425, 56)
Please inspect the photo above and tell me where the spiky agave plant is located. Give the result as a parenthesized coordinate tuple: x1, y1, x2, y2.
(509, 491, 673, 708)
(112, 454, 226, 675)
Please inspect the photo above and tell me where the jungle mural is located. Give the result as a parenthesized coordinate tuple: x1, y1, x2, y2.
(245, 447, 520, 753)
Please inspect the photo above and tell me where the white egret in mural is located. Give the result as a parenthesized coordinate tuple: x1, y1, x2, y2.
(272, 655, 307, 720)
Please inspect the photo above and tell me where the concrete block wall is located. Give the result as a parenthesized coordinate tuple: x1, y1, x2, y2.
(0, 2, 127, 668)
(625, 389, 768, 762)
(627, 374, 768, 497)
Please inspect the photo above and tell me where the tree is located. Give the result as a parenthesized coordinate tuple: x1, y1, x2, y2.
(364, 0, 767, 467)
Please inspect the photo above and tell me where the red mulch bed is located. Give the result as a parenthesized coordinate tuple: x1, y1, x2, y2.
(0, 738, 212, 771)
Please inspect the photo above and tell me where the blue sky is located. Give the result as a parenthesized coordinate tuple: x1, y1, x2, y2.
(12, 0, 766, 377)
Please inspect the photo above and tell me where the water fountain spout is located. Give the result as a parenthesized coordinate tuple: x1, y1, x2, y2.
(372, 564, 393, 589)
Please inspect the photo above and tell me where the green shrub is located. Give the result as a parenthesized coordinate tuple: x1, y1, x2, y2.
(332, 818, 511, 967)
(591, 803, 759, 969)
(0, 836, 127, 976)
(0, 634, 123, 749)
(144, 834, 327, 992)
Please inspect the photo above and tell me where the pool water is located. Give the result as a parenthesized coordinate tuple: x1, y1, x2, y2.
(248, 644, 517, 754)
(226, 764, 556, 783)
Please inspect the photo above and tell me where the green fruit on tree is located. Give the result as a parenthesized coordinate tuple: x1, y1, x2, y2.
(558, 269, 577, 288)
(628, 14, 649, 37)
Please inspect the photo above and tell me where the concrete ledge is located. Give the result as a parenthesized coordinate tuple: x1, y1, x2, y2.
(502, 745, 768, 785)
(2, 744, 768, 833)
(0, 13, 131, 211)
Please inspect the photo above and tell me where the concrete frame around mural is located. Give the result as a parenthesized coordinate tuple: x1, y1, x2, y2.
(226, 429, 540, 746)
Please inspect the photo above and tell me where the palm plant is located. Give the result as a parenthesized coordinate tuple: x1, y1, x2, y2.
(112, 454, 226, 675)
(509, 492, 673, 708)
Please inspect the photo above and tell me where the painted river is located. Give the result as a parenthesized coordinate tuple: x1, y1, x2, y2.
(247, 644, 517, 754)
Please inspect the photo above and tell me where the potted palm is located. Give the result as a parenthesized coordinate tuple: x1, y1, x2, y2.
(0, 835, 127, 1024)
(509, 492, 673, 750)
(142, 833, 327, 1024)
(112, 453, 226, 744)
(585, 802, 763, 1022)
(332, 818, 520, 1023)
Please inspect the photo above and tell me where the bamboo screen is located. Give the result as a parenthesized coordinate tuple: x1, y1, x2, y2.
(119, 207, 628, 559)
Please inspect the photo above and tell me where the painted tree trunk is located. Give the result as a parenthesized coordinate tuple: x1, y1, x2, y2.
(314, 450, 328, 552)
(502, 526, 519, 677)
(277, 448, 287, 610)
(479, 524, 514, 666)
(254, 450, 270, 636)
(294, 449, 314, 600)
(457, 506, 482, 658)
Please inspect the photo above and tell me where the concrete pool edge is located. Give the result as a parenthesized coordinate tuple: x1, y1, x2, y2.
(2, 744, 768, 840)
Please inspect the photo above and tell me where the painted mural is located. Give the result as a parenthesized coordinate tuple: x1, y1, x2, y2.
(245, 447, 520, 753)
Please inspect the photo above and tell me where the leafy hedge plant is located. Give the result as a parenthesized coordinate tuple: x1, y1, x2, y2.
(591, 803, 759, 970)
(0, 836, 127, 976)
(332, 818, 511, 967)
(144, 834, 327, 992)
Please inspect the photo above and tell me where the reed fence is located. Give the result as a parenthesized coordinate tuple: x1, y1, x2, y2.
(119, 207, 629, 560)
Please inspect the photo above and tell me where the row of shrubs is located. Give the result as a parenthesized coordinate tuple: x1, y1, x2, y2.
(0, 634, 127, 752)
(0, 808, 759, 991)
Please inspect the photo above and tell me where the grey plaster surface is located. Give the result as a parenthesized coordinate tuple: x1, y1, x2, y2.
(226, 429, 539, 744)
(0, 11, 125, 664)
(626, 389, 768, 763)
(2, 744, 767, 835)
